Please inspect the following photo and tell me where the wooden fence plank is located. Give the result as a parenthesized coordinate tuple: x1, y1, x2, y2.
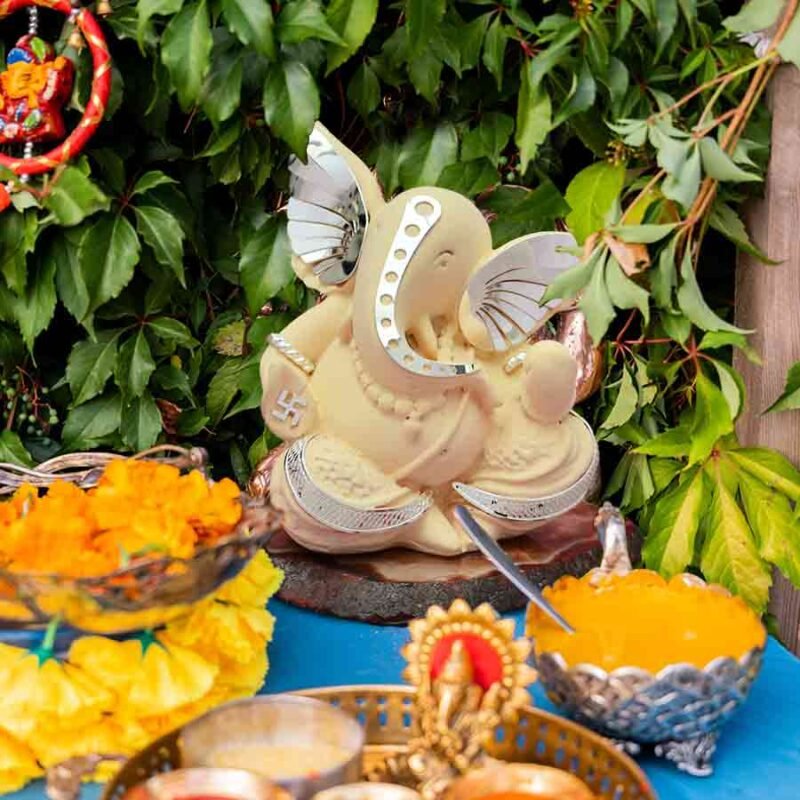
(735, 65, 800, 654)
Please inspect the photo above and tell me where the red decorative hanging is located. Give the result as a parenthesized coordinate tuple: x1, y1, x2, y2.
(0, 0, 111, 177)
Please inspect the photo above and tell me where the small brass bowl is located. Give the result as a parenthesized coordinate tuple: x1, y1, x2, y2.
(138, 767, 290, 800)
(444, 763, 595, 800)
(180, 695, 364, 800)
(313, 783, 421, 800)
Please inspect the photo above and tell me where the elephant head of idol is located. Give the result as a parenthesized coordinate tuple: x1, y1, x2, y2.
(286, 123, 583, 407)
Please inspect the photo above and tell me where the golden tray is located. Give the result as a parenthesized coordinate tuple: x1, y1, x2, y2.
(101, 686, 656, 800)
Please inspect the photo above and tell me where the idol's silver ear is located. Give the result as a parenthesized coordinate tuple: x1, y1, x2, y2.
(458, 231, 580, 352)
(287, 123, 373, 287)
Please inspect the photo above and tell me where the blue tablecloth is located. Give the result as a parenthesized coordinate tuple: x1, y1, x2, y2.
(11, 600, 800, 799)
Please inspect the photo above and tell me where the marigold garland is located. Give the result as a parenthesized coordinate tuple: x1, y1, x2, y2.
(0, 551, 283, 794)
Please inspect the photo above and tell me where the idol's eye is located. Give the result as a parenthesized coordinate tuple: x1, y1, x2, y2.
(434, 251, 454, 270)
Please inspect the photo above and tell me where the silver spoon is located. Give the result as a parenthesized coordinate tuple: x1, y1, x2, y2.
(454, 505, 575, 634)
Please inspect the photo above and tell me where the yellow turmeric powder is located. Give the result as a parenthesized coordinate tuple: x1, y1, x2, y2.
(526, 570, 765, 672)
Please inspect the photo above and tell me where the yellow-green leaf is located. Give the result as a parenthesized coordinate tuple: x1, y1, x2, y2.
(565, 161, 625, 244)
(642, 466, 706, 577)
(728, 447, 800, 502)
(601, 366, 638, 430)
(701, 468, 772, 613)
(516, 63, 552, 173)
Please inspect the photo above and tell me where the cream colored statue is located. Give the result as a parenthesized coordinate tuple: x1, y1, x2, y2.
(259, 123, 599, 556)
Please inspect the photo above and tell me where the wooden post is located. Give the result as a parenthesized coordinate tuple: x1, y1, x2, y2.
(735, 65, 800, 655)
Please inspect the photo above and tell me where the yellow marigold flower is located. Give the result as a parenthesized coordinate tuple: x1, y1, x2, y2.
(0, 728, 40, 794)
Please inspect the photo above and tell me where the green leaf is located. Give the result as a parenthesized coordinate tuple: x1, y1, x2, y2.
(662, 311, 691, 343)
(528, 22, 581, 89)
(516, 67, 551, 174)
(147, 317, 199, 347)
(202, 36, 243, 124)
(642, 467, 706, 577)
(121, 393, 163, 450)
(79, 214, 141, 319)
(654, 0, 678, 56)
(221, 0, 275, 58)
(62, 394, 122, 449)
(406, 0, 445, 55)
(553, 61, 596, 127)
(240, 218, 293, 316)
(483, 182, 570, 248)
(777, 10, 800, 68)
(578, 253, 615, 342)
(565, 161, 625, 244)
(541, 247, 601, 304)
(650, 237, 677, 311)
(724, 0, 782, 34)
(326, 0, 379, 73)
(153, 364, 194, 402)
(13, 257, 56, 351)
(601, 367, 638, 430)
(161, 1, 213, 110)
(207, 358, 244, 424)
(462, 113, 514, 165)
(438, 158, 498, 196)
(729, 447, 800, 502)
(278, 0, 343, 44)
(0, 430, 33, 467)
(137, 0, 183, 50)
(650, 457, 682, 492)
(399, 123, 458, 188)
(739, 471, 800, 586)
(408, 49, 443, 104)
(709, 203, 778, 264)
(457, 13, 490, 71)
(44, 167, 109, 227)
(678, 0, 696, 22)
(263, 60, 320, 157)
(636, 426, 692, 457)
(701, 468, 772, 612)
(482, 15, 508, 89)
(662, 144, 701, 209)
(698, 137, 761, 183)
(0, 211, 38, 295)
(67, 331, 121, 406)
(347, 62, 380, 118)
(605, 257, 650, 324)
(676, 248, 751, 334)
(52, 231, 90, 328)
(711, 359, 744, 419)
(688, 371, 733, 465)
(134, 205, 185, 285)
(609, 223, 676, 243)
(766, 361, 800, 413)
(130, 171, 177, 198)
(699, 330, 761, 364)
(116, 329, 157, 398)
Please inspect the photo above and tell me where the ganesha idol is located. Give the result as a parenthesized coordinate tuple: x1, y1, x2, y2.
(259, 123, 600, 556)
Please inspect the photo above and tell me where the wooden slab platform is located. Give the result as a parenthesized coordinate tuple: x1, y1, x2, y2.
(267, 502, 640, 624)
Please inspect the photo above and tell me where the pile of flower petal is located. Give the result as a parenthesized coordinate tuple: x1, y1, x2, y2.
(0, 460, 243, 577)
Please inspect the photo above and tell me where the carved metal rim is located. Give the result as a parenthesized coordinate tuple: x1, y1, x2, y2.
(534, 643, 765, 687)
(283, 436, 432, 534)
(452, 414, 600, 522)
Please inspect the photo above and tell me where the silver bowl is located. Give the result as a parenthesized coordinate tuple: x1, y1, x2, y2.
(530, 504, 766, 777)
(180, 695, 365, 800)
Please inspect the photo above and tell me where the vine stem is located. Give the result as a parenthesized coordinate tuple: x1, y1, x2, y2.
(648, 55, 774, 122)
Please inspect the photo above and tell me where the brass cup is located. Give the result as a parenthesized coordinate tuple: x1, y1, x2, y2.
(312, 783, 421, 800)
(444, 763, 595, 800)
(180, 695, 365, 800)
(139, 767, 290, 800)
